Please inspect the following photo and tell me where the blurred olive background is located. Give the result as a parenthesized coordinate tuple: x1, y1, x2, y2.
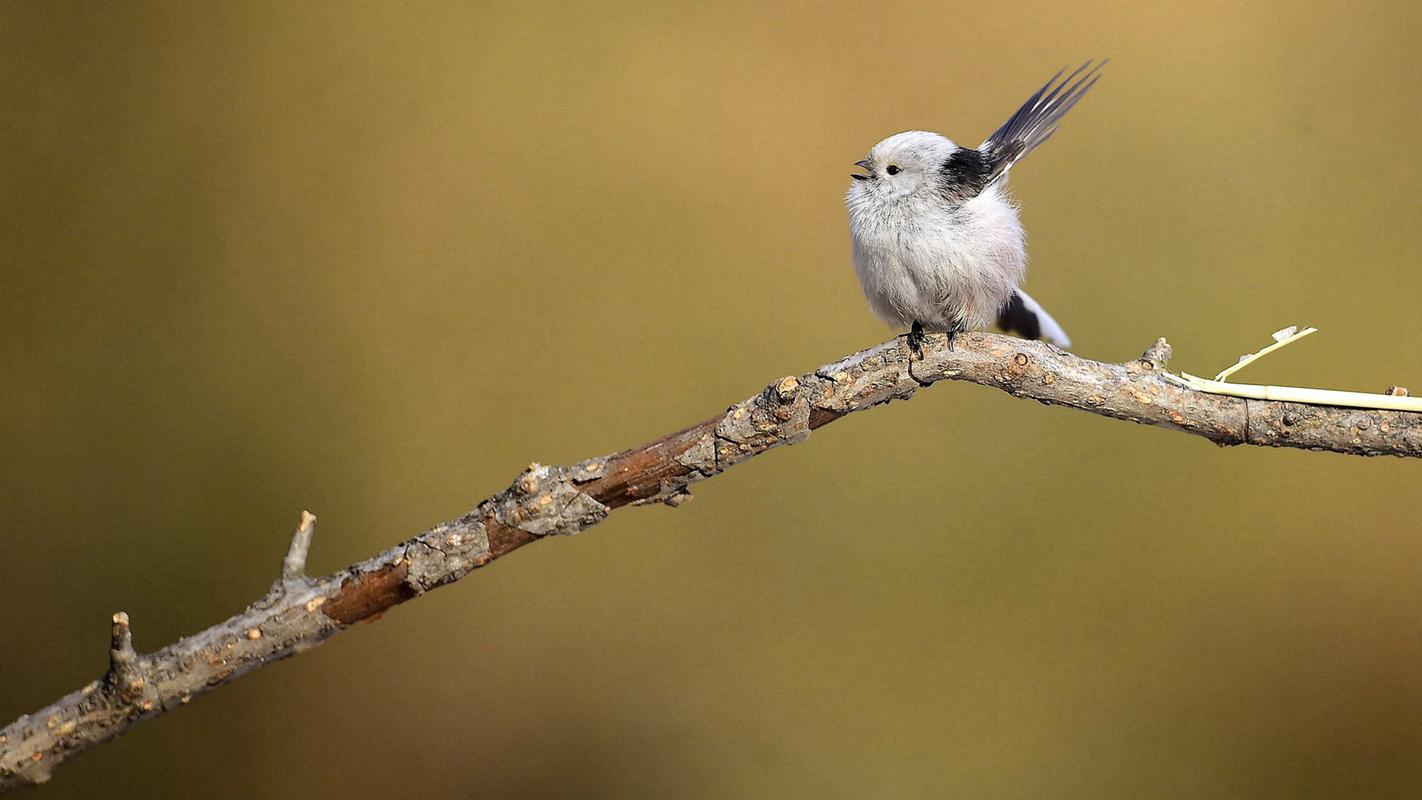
(4, 1, 1422, 797)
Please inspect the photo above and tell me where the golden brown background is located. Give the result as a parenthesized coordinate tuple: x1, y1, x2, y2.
(4, 1, 1421, 797)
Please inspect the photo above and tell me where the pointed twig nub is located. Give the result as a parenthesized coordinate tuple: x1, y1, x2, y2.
(1140, 338, 1172, 369)
(107, 612, 142, 697)
(109, 612, 134, 663)
(281, 510, 317, 584)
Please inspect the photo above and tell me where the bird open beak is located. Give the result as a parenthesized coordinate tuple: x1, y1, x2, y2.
(850, 159, 871, 180)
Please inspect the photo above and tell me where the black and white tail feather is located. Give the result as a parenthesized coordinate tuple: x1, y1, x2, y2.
(998, 289, 1071, 348)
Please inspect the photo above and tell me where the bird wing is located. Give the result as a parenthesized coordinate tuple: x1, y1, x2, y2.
(979, 60, 1105, 187)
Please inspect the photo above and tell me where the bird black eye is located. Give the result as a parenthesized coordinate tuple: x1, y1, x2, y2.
(886, 164, 900, 176)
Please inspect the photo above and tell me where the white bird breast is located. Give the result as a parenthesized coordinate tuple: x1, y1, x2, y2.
(848, 183, 1026, 333)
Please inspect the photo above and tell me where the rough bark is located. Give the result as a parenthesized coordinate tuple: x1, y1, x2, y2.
(3, 332, 1419, 792)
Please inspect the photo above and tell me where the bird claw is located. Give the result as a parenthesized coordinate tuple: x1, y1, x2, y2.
(906, 322, 925, 357)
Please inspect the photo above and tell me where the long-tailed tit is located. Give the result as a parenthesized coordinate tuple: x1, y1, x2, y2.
(846, 60, 1104, 353)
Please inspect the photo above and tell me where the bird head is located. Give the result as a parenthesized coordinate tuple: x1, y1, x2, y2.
(848, 130, 957, 202)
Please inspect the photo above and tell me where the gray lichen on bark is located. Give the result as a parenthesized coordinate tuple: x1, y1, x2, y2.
(484, 462, 611, 536)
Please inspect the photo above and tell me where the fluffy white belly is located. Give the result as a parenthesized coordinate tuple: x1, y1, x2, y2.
(850, 189, 1026, 332)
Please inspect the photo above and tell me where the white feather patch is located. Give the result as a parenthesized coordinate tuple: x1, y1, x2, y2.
(1014, 289, 1071, 348)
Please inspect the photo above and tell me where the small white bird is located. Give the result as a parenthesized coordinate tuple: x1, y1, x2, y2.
(846, 61, 1104, 353)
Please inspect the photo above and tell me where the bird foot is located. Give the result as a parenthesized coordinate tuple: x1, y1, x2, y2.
(906, 321, 926, 357)
(907, 322, 964, 356)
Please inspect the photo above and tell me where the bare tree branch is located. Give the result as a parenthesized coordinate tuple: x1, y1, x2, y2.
(3, 332, 1418, 791)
